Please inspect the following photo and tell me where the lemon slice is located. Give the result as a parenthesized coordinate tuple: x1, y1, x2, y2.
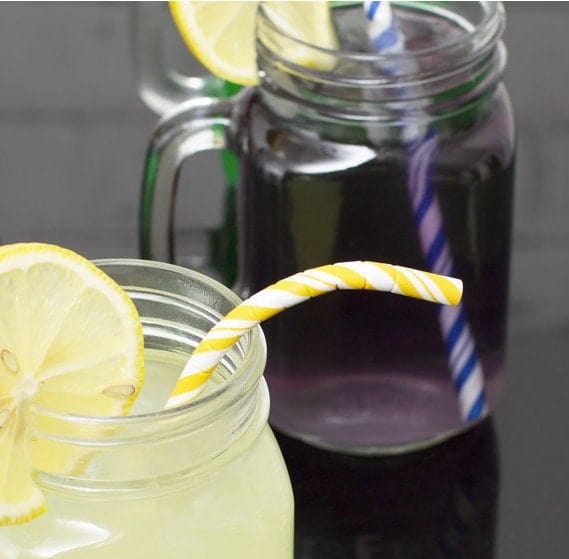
(0, 243, 144, 526)
(169, 1, 338, 86)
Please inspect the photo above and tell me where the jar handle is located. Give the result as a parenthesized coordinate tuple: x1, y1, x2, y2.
(129, 2, 229, 115)
(139, 95, 237, 263)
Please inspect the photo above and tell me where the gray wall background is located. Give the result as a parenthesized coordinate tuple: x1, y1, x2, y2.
(0, 2, 152, 257)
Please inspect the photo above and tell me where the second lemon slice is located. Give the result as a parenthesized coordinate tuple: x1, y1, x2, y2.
(169, 1, 338, 86)
(0, 243, 144, 526)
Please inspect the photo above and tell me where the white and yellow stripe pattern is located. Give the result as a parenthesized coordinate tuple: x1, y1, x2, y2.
(166, 261, 462, 408)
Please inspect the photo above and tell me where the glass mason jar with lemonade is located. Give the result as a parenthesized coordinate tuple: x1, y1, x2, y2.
(0, 247, 293, 558)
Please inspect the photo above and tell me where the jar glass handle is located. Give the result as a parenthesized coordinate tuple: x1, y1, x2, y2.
(129, 2, 229, 115)
(139, 96, 236, 264)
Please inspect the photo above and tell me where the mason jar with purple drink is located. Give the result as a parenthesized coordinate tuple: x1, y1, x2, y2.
(140, 1, 515, 454)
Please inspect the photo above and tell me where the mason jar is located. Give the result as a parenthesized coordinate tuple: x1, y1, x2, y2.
(140, 1, 515, 454)
(0, 260, 294, 558)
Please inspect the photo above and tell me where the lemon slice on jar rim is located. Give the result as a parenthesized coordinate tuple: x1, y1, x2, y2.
(0, 243, 144, 526)
(169, 1, 338, 86)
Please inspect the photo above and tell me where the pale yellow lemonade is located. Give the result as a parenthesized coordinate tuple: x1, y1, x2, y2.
(0, 352, 293, 559)
(0, 259, 294, 558)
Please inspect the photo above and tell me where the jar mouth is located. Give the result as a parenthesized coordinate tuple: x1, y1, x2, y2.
(257, 1, 504, 71)
(256, 1, 506, 116)
(29, 259, 266, 429)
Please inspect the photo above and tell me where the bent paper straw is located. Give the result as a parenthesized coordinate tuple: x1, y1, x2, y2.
(364, 1, 488, 421)
(166, 261, 462, 409)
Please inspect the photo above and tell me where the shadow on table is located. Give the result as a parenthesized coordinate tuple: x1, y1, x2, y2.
(275, 418, 498, 559)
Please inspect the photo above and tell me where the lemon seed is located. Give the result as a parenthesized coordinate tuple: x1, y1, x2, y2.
(1, 349, 19, 375)
(101, 384, 136, 400)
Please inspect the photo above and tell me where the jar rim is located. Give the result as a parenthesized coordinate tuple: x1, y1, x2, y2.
(29, 259, 266, 428)
(256, 1, 507, 118)
(257, 1, 504, 65)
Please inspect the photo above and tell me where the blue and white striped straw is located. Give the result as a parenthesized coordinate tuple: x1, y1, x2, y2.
(364, 0, 405, 53)
(364, 0, 488, 422)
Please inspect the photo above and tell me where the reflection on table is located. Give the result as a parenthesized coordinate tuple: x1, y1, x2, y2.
(275, 419, 498, 559)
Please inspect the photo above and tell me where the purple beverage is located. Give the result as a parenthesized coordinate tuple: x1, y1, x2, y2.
(233, 2, 515, 452)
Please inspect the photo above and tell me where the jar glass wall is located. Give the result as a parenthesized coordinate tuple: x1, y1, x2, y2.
(235, 1, 514, 452)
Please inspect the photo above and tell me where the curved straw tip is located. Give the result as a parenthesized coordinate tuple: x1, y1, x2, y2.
(438, 274, 463, 306)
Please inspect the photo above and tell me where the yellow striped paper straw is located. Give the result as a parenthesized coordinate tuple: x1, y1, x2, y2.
(166, 261, 462, 408)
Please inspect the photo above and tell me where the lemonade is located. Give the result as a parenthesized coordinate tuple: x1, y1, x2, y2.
(0, 257, 294, 558)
